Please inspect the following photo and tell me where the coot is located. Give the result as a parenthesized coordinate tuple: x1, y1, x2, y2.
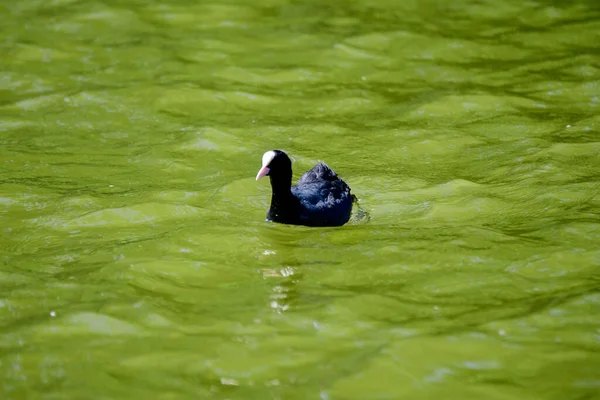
(255, 150, 354, 227)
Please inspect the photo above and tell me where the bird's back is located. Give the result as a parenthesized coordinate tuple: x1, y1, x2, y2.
(292, 162, 352, 226)
(298, 162, 340, 184)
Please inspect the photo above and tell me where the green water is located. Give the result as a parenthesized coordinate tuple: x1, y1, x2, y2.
(1, 0, 599, 398)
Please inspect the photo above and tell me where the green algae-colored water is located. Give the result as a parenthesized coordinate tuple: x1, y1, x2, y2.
(1, 0, 600, 398)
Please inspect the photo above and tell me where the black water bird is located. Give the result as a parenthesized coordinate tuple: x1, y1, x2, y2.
(255, 150, 354, 226)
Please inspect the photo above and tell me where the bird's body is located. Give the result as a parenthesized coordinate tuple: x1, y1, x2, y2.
(256, 151, 353, 227)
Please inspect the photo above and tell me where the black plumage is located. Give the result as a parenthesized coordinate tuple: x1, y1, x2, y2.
(255, 150, 354, 227)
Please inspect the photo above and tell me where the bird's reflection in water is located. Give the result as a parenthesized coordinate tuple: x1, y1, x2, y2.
(259, 251, 343, 315)
(262, 262, 300, 314)
(257, 223, 344, 314)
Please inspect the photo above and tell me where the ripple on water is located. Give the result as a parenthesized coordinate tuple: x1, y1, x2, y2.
(39, 312, 143, 336)
(214, 66, 323, 85)
(176, 127, 248, 154)
(156, 86, 277, 118)
(60, 203, 203, 229)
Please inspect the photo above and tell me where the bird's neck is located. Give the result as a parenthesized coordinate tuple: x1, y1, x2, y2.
(269, 175, 293, 203)
(267, 174, 298, 222)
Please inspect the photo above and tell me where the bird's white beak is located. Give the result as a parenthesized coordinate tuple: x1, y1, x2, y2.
(256, 166, 270, 180)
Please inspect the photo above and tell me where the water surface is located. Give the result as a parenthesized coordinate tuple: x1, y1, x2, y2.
(1, 0, 599, 399)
